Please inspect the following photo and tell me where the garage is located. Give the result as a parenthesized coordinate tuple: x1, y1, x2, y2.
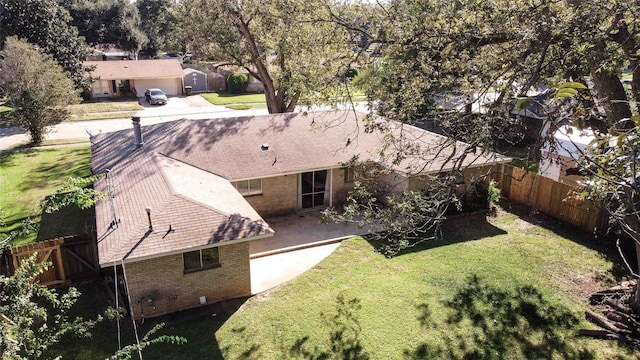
(132, 78, 182, 96)
(85, 59, 184, 99)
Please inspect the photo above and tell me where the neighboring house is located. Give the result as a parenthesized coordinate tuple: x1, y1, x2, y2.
(85, 59, 184, 99)
(539, 125, 594, 186)
(91, 111, 508, 320)
(183, 68, 208, 93)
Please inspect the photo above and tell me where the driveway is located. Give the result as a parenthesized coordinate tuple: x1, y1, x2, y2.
(138, 96, 192, 110)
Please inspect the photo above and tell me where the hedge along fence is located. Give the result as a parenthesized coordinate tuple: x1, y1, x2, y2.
(494, 164, 608, 234)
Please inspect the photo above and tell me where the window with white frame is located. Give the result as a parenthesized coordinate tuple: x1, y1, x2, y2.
(183, 247, 220, 273)
(233, 178, 262, 196)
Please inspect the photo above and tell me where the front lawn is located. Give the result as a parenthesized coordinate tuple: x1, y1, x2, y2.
(200, 92, 267, 109)
(67, 101, 143, 121)
(0, 146, 92, 245)
(52, 206, 635, 359)
(200, 92, 266, 105)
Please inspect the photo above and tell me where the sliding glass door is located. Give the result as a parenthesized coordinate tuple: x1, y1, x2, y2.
(298, 170, 330, 210)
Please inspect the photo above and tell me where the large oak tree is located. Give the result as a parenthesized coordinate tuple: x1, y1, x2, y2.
(175, 0, 359, 113)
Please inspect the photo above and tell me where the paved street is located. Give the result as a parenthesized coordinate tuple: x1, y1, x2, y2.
(0, 95, 269, 151)
(0, 96, 370, 151)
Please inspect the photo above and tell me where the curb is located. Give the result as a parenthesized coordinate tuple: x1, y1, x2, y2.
(249, 235, 356, 259)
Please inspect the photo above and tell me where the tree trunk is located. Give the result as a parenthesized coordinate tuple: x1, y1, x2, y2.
(589, 65, 633, 129)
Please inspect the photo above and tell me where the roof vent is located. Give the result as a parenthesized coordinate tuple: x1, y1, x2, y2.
(261, 143, 270, 150)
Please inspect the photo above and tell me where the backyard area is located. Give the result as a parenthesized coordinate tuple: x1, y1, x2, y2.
(0, 146, 637, 359)
(0, 146, 92, 244)
(50, 205, 635, 359)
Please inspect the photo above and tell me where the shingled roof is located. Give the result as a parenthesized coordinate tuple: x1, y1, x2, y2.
(85, 59, 184, 80)
(92, 111, 509, 266)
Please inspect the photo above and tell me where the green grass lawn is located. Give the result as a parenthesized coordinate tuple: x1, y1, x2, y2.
(0, 146, 92, 245)
(67, 101, 143, 121)
(200, 92, 267, 109)
(51, 205, 635, 359)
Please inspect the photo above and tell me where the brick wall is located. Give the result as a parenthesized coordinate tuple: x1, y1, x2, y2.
(331, 168, 354, 207)
(243, 175, 298, 217)
(124, 242, 251, 320)
(243, 169, 354, 216)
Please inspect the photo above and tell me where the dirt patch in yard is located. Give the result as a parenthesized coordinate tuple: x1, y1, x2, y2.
(555, 271, 606, 299)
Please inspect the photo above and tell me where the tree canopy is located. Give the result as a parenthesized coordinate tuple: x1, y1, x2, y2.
(175, 0, 359, 113)
(0, 0, 91, 89)
(321, 0, 640, 256)
(61, 0, 148, 55)
(136, 0, 180, 58)
(0, 37, 80, 144)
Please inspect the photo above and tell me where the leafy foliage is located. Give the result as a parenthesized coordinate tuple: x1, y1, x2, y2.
(0, 254, 101, 360)
(39, 175, 107, 214)
(226, 73, 249, 94)
(0, 0, 91, 89)
(0, 37, 80, 144)
(136, 0, 180, 57)
(61, 0, 148, 53)
(175, 0, 358, 113)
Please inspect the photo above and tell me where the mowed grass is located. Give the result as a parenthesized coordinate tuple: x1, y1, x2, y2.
(200, 92, 266, 105)
(53, 206, 635, 359)
(0, 146, 92, 245)
(67, 101, 143, 121)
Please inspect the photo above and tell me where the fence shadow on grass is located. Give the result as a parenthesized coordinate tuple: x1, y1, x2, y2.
(405, 274, 595, 360)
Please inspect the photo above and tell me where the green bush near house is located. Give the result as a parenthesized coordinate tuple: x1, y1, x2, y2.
(227, 73, 249, 94)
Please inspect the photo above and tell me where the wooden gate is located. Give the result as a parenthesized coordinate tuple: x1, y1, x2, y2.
(12, 238, 67, 286)
(9, 234, 99, 286)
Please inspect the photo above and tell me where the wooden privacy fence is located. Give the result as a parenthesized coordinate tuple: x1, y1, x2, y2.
(6, 234, 99, 286)
(494, 164, 607, 234)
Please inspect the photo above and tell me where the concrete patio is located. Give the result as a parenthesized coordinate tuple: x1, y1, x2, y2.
(249, 211, 370, 294)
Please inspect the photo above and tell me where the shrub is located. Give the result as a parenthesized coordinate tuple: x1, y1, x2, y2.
(227, 73, 249, 94)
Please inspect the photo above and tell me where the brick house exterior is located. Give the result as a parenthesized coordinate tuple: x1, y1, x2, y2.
(91, 111, 508, 320)
(125, 242, 250, 319)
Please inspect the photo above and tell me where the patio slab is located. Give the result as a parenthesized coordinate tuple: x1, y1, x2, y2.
(249, 211, 368, 256)
(249, 211, 370, 294)
(250, 242, 341, 294)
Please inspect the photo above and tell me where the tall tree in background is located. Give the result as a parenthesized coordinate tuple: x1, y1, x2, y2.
(0, 0, 90, 89)
(61, 0, 148, 55)
(176, 0, 359, 113)
(137, 0, 179, 58)
(0, 37, 80, 144)
(324, 0, 640, 260)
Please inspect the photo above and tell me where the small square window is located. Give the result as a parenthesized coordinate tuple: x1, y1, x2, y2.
(201, 247, 220, 266)
(344, 167, 355, 183)
(233, 179, 263, 196)
(183, 251, 201, 272)
(183, 247, 220, 273)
